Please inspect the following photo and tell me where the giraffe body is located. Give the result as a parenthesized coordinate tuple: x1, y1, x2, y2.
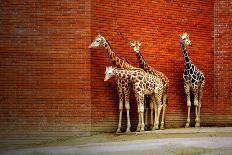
(130, 41, 169, 129)
(104, 66, 164, 131)
(180, 33, 205, 128)
(89, 34, 136, 133)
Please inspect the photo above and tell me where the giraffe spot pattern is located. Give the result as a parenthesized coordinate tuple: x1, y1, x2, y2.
(190, 69, 193, 74)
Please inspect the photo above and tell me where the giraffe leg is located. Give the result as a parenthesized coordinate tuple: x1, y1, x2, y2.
(184, 84, 191, 128)
(116, 83, 123, 133)
(160, 92, 167, 130)
(117, 98, 123, 133)
(155, 93, 163, 130)
(136, 104, 141, 132)
(139, 99, 145, 132)
(145, 107, 148, 129)
(150, 97, 154, 129)
(197, 103, 201, 127)
(144, 96, 149, 130)
(124, 88, 131, 133)
(197, 83, 204, 127)
(193, 91, 199, 127)
(152, 99, 158, 131)
(140, 111, 145, 132)
(135, 93, 145, 132)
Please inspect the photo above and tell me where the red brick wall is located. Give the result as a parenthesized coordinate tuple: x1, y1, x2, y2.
(214, 0, 232, 125)
(0, 0, 231, 146)
(0, 0, 91, 145)
(90, 0, 215, 132)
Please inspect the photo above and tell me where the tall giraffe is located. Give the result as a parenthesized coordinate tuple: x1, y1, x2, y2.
(130, 41, 169, 129)
(89, 34, 136, 133)
(179, 32, 205, 127)
(104, 66, 164, 131)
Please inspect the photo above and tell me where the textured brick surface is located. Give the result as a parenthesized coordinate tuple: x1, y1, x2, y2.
(0, 0, 91, 145)
(0, 0, 231, 147)
(214, 0, 232, 125)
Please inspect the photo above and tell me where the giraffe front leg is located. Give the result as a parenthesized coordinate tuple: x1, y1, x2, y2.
(194, 91, 199, 127)
(139, 101, 145, 132)
(125, 88, 131, 133)
(116, 85, 123, 133)
(184, 84, 191, 128)
(117, 99, 123, 133)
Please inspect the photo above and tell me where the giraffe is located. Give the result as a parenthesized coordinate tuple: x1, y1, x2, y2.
(104, 66, 164, 131)
(89, 34, 137, 133)
(179, 32, 205, 128)
(130, 41, 169, 130)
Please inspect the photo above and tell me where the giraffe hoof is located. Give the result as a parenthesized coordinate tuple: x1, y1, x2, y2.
(136, 126, 141, 132)
(160, 126, 165, 130)
(152, 127, 157, 131)
(195, 123, 200, 127)
(185, 124, 190, 128)
(155, 126, 159, 130)
(126, 129, 131, 133)
(116, 129, 121, 133)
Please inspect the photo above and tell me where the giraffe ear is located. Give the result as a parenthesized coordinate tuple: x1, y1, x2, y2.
(130, 41, 135, 46)
(138, 42, 142, 46)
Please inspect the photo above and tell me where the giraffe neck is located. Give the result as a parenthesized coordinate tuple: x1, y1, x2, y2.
(103, 40, 135, 69)
(136, 51, 146, 69)
(135, 49, 160, 76)
(180, 42, 192, 68)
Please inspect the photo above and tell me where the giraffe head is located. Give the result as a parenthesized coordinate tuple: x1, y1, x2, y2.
(104, 66, 116, 81)
(130, 41, 142, 53)
(89, 34, 106, 48)
(180, 32, 192, 46)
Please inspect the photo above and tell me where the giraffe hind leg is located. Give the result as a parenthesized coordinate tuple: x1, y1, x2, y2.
(193, 89, 199, 128)
(160, 92, 167, 130)
(135, 94, 145, 132)
(184, 84, 191, 128)
(196, 83, 204, 127)
(152, 100, 158, 130)
(124, 87, 131, 133)
(156, 94, 163, 130)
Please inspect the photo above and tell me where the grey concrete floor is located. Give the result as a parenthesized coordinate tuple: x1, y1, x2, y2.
(1, 127, 232, 155)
